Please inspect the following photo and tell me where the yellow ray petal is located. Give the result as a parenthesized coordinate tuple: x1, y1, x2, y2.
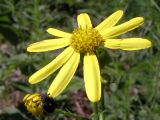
(104, 38, 152, 50)
(27, 38, 70, 52)
(95, 10, 123, 31)
(46, 28, 72, 38)
(101, 17, 144, 38)
(77, 13, 92, 28)
(83, 54, 101, 102)
(29, 47, 74, 84)
(24, 93, 39, 101)
(48, 51, 80, 97)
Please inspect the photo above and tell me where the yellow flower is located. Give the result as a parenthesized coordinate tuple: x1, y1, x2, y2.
(27, 10, 151, 102)
(23, 93, 55, 115)
(23, 93, 43, 115)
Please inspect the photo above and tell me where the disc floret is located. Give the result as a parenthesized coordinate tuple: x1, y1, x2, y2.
(71, 27, 104, 53)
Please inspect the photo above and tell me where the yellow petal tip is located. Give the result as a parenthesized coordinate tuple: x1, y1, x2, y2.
(139, 39, 152, 49)
(27, 47, 31, 52)
(28, 78, 34, 84)
(145, 39, 152, 48)
(137, 17, 144, 23)
(117, 10, 124, 15)
(46, 28, 52, 33)
(28, 74, 39, 83)
(28, 77, 38, 84)
(28, 75, 37, 84)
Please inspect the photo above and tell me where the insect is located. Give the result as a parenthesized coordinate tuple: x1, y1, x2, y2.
(23, 93, 56, 115)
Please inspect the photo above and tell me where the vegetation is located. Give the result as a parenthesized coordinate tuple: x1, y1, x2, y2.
(0, 0, 160, 120)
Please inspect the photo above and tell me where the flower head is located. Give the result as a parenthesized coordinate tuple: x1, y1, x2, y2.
(27, 10, 151, 102)
(23, 93, 43, 115)
(23, 93, 55, 115)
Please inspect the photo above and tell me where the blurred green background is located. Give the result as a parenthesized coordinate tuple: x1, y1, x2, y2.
(0, 0, 160, 120)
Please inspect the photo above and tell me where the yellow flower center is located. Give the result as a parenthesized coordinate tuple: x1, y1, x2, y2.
(70, 27, 104, 53)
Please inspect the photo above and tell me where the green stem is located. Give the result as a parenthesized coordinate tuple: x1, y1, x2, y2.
(101, 84, 105, 110)
(101, 84, 106, 120)
(54, 109, 89, 120)
(93, 102, 99, 120)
